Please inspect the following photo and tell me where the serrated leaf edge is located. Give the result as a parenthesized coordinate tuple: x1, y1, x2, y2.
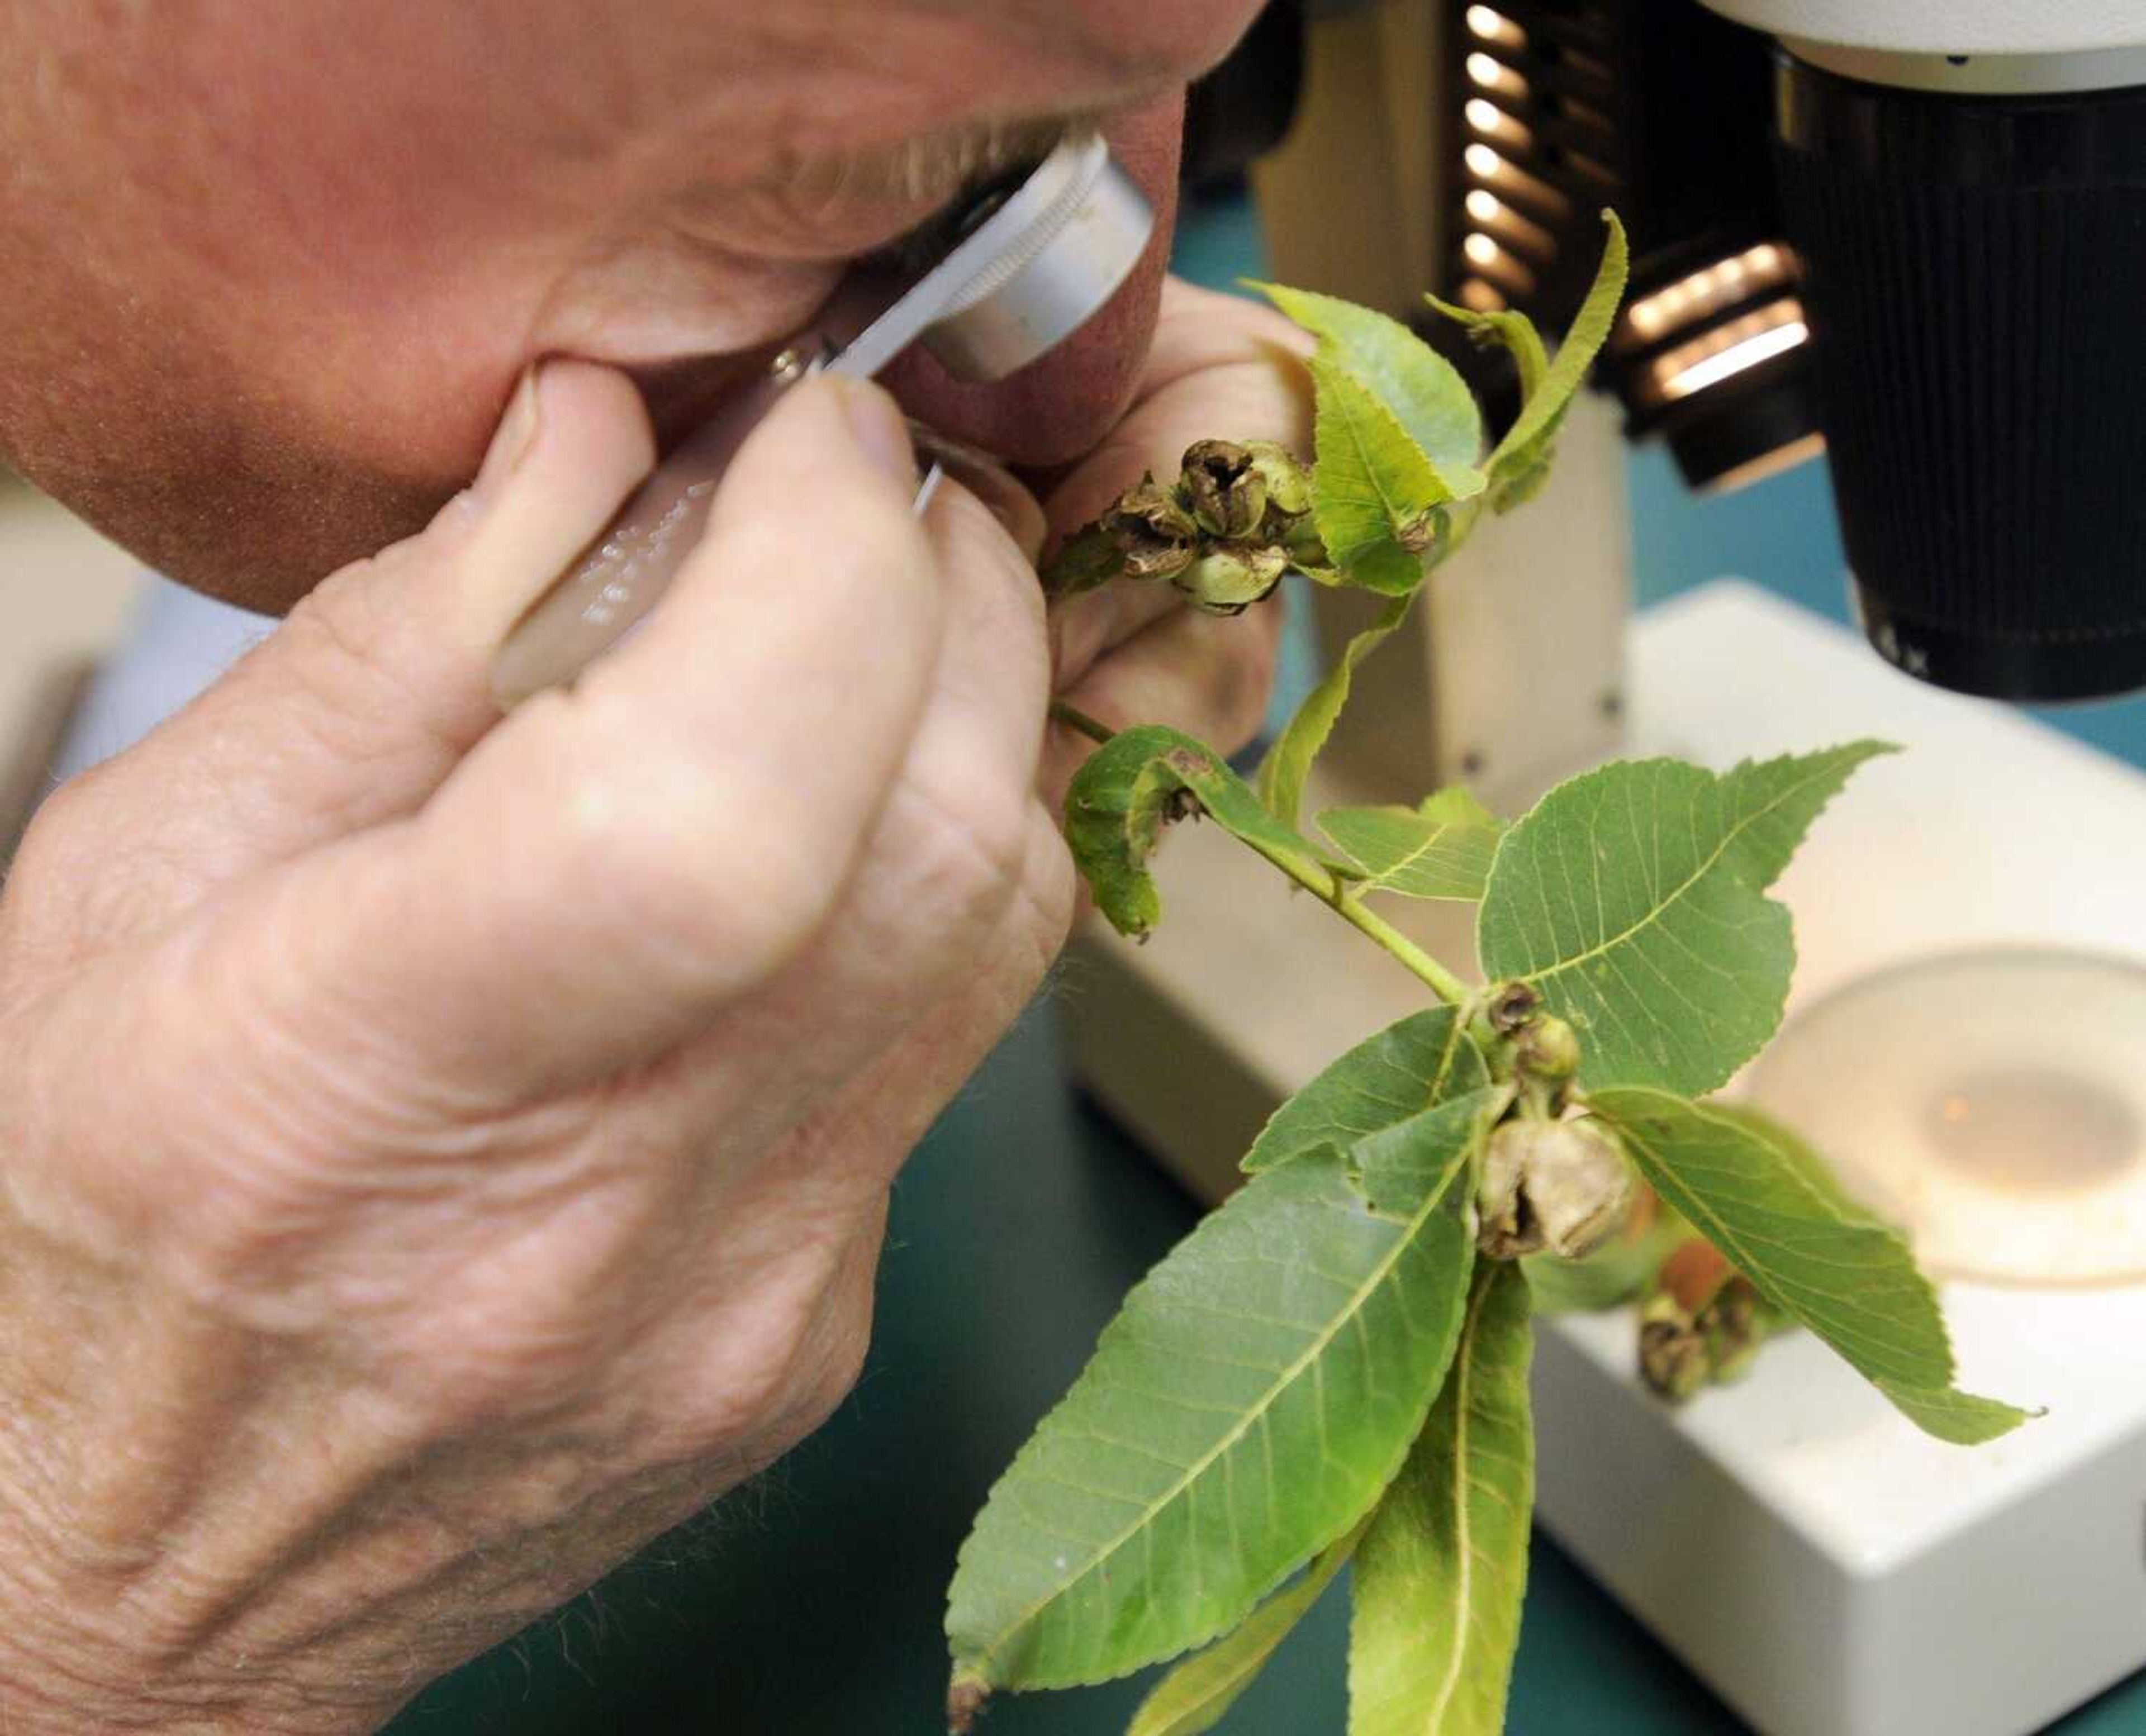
(949, 1149, 1479, 1691)
(1482, 745, 1895, 995)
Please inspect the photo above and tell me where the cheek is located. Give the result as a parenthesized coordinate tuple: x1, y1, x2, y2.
(1072, 0, 1266, 79)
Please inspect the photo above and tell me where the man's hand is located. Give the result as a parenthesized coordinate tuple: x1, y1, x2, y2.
(0, 279, 1304, 1732)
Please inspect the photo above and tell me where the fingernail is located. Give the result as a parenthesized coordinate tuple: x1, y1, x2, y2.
(832, 378, 918, 491)
(474, 364, 545, 501)
(909, 422, 1048, 563)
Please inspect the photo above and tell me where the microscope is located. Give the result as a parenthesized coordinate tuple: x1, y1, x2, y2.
(1075, 5, 2146, 1734)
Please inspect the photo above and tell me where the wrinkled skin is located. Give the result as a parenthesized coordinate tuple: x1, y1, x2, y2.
(0, 1, 1313, 1728)
(0, 0, 1238, 610)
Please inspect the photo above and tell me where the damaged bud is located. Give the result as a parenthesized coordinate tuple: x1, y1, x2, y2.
(1476, 1120, 1543, 1259)
(1514, 1014, 1581, 1082)
(1177, 542, 1290, 615)
(1242, 439, 1314, 517)
(1395, 507, 1442, 557)
(1047, 438, 1319, 609)
(1487, 981, 1543, 1034)
(1476, 1117, 1635, 1262)
(1102, 475, 1200, 582)
(1639, 1239, 1778, 1400)
(1279, 509, 1331, 570)
(1639, 1292, 1714, 1402)
(1180, 439, 1269, 538)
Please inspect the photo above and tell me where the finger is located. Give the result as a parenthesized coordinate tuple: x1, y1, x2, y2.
(658, 475, 1068, 1131)
(45, 362, 657, 891)
(1048, 576, 1185, 697)
(243, 376, 958, 1101)
(1041, 597, 1283, 808)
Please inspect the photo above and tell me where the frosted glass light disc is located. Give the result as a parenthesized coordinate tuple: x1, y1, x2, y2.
(1744, 949, 2146, 1286)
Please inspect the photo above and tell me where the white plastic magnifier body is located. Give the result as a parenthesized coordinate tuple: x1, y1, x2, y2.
(490, 133, 1154, 707)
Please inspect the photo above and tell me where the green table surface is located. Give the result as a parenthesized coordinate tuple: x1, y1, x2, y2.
(385, 998, 2146, 1735)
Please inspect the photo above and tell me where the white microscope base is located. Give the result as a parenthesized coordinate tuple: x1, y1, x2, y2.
(1064, 579, 2146, 1736)
(1539, 582, 2146, 1736)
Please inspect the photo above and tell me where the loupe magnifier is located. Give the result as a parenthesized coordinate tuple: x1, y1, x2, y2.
(491, 132, 1152, 706)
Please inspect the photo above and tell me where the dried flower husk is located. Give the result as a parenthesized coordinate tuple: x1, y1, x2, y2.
(1476, 1117, 1634, 1261)
(1180, 440, 1269, 538)
(1488, 981, 1543, 1034)
(1242, 439, 1313, 516)
(1477, 1120, 1544, 1259)
(1103, 475, 1199, 582)
(1638, 1238, 1781, 1399)
(1176, 541, 1290, 615)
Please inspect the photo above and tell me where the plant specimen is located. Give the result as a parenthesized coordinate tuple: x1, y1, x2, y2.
(946, 213, 2031, 1736)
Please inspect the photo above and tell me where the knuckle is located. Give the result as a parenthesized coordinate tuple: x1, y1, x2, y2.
(637, 1220, 882, 1468)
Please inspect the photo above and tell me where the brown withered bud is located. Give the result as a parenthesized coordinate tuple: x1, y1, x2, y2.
(1706, 1283, 1772, 1385)
(1638, 1239, 1777, 1399)
(1102, 474, 1199, 582)
(1487, 981, 1543, 1034)
(1639, 1294, 1713, 1401)
(1176, 542, 1290, 615)
(1180, 440, 1269, 539)
(1395, 505, 1449, 558)
(1476, 1117, 1634, 1261)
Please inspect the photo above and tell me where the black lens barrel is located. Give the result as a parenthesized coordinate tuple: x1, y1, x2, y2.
(1773, 51, 2146, 701)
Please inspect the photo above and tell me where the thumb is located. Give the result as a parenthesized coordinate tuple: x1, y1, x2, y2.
(72, 361, 656, 884)
(234, 375, 952, 1104)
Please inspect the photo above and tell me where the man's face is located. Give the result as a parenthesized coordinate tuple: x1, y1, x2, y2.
(0, 0, 1257, 611)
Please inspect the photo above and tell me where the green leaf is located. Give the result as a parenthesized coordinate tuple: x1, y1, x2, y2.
(1485, 210, 1627, 511)
(1243, 1006, 1488, 1177)
(1318, 793, 1506, 902)
(1252, 283, 1485, 478)
(1065, 724, 1330, 939)
(1255, 593, 1413, 830)
(1350, 1089, 1506, 1220)
(1126, 1518, 1368, 1736)
(1873, 1382, 2040, 1446)
(1416, 786, 1499, 830)
(1593, 1088, 2031, 1441)
(1304, 357, 1470, 586)
(946, 1144, 1482, 1696)
(1423, 296, 1550, 401)
(1349, 1262, 1534, 1736)
(1476, 743, 1894, 1095)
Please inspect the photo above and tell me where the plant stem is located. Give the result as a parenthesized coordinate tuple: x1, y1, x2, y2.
(1328, 891, 1478, 1009)
(1235, 836, 1476, 1013)
(1050, 710, 1489, 1036)
(1049, 699, 1115, 745)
